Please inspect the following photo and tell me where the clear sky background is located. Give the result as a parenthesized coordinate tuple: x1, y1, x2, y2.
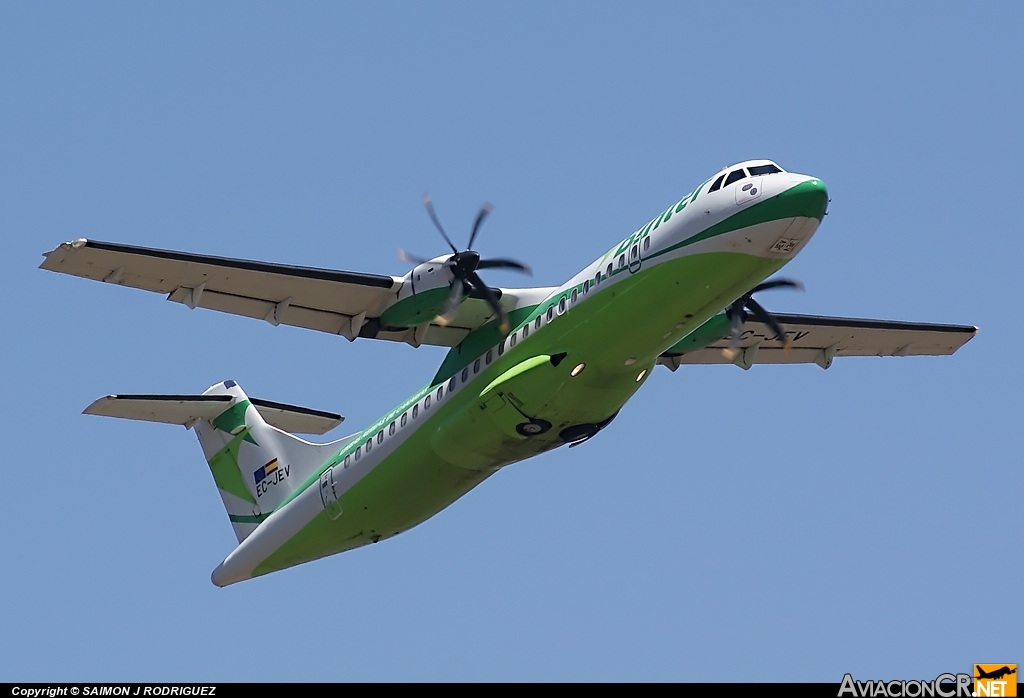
(1, 2, 1020, 682)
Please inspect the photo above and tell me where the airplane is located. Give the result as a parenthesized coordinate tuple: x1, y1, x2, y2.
(40, 159, 976, 586)
(976, 666, 1016, 681)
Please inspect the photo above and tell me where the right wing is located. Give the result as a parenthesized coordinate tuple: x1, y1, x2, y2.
(40, 238, 550, 347)
(658, 313, 977, 370)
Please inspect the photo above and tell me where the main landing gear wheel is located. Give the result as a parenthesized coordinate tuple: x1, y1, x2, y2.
(516, 419, 552, 437)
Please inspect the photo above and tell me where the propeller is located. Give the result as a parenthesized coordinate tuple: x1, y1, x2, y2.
(398, 195, 531, 333)
(721, 279, 804, 360)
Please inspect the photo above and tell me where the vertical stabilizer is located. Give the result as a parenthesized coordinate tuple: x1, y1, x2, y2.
(192, 381, 353, 542)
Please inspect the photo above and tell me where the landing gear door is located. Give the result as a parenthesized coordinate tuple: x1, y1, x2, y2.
(736, 177, 763, 207)
(319, 468, 343, 520)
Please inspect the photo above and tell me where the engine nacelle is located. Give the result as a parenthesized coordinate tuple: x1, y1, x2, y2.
(401, 256, 454, 300)
(381, 255, 461, 329)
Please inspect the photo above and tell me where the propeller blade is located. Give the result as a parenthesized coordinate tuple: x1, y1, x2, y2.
(467, 271, 509, 333)
(750, 278, 804, 294)
(397, 248, 430, 265)
(744, 297, 791, 349)
(466, 203, 493, 251)
(721, 303, 745, 360)
(422, 194, 459, 254)
(476, 258, 532, 275)
(435, 281, 467, 326)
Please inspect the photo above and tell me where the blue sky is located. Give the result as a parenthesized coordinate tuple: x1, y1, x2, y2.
(1, 2, 1020, 682)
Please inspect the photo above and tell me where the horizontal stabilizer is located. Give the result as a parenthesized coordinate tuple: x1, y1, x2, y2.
(84, 394, 344, 435)
(247, 397, 344, 435)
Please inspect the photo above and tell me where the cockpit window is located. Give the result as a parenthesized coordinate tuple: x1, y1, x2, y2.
(747, 164, 782, 176)
(724, 169, 746, 187)
(708, 174, 726, 193)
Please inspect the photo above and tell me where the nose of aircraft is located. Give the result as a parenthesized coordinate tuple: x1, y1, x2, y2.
(782, 176, 829, 220)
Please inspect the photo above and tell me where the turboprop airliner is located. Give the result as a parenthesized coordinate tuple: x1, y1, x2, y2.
(40, 160, 975, 586)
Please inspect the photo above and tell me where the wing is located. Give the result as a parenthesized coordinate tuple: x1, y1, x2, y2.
(40, 238, 548, 347)
(658, 313, 977, 371)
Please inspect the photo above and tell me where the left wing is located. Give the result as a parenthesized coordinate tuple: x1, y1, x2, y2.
(659, 313, 977, 370)
(40, 238, 549, 347)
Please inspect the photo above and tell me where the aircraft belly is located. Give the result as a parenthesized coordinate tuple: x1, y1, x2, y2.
(252, 428, 493, 578)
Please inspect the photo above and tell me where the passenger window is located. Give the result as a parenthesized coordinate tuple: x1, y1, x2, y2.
(354, 447, 361, 461)
(606, 263, 612, 278)
(436, 386, 443, 400)
(582, 280, 589, 295)
(594, 272, 601, 286)
(412, 404, 418, 419)
(389, 421, 395, 436)
(547, 307, 554, 321)
(644, 237, 650, 251)
(448, 377, 456, 391)
(630, 245, 638, 260)
(462, 367, 469, 382)
(344, 455, 351, 468)
(401, 413, 407, 427)
(365, 439, 372, 453)
(534, 317, 541, 330)
(709, 174, 726, 192)
(377, 431, 384, 445)
(571, 288, 578, 303)
(724, 169, 746, 186)
(523, 324, 529, 337)
(509, 333, 516, 347)
(497, 341, 504, 356)
(425, 395, 431, 409)
(558, 297, 567, 314)
(618, 254, 625, 268)
(475, 358, 482, 371)
(486, 350, 493, 364)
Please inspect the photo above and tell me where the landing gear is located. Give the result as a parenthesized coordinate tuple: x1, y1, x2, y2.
(515, 419, 552, 437)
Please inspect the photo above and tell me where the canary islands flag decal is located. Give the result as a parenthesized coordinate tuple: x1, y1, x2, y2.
(975, 665, 1017, 697)
(254, 458, 279, 485)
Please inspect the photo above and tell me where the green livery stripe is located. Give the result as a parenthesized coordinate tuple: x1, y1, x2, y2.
(212, 400, 250, 435)
(208, 429, 257, 504)
(229, 513, 269, 524)
(431, 305, 538, 384)
(380, 286, 451, 328)
(650, 179, 827, 261)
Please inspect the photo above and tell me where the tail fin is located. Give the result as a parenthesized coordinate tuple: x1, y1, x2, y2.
(85, 380, 354, 542)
